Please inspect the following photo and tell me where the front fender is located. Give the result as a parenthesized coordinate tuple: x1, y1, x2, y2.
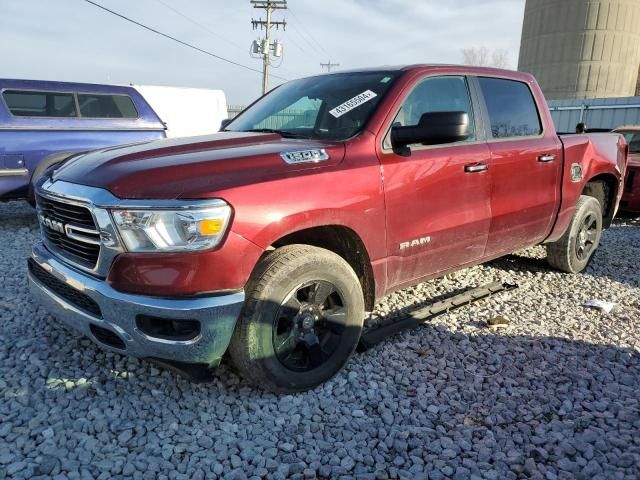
(216, 137, 388, 263)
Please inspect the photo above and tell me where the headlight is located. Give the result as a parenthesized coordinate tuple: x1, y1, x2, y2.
(111, 204, 232, 252)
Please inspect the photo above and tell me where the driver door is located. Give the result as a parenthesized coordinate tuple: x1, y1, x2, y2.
(379, 75, 492, 289)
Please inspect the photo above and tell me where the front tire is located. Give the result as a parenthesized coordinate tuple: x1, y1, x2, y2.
(546, 195, 603, 273)
(229, 245, 365, 393)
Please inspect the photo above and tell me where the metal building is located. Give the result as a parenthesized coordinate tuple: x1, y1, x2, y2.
(548, 96, 640, 132)
(518, 0, 640, 100)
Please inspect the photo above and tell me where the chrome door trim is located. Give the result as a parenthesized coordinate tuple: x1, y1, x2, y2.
(0, 168, 29, 176)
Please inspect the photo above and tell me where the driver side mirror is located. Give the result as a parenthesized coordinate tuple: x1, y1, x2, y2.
(220, 118, 232, 131)
(390, 111, 470, 151)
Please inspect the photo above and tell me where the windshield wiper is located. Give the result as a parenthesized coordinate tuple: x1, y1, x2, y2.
(242, 128, 312, 139)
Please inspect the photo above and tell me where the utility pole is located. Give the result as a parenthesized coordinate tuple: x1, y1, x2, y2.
(320, 60, 340, 73)
(251, 0, 287, 94)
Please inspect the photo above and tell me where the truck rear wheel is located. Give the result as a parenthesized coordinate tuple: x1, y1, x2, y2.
(228, 245, 365, 393)
(546, 195, 603, 273)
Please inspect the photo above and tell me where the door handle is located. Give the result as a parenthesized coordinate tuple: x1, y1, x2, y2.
(538, 154, 556, 163)
(464, 163, 489, 173)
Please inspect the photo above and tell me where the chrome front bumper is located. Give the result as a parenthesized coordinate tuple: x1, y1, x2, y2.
(28, 242, 245, 366)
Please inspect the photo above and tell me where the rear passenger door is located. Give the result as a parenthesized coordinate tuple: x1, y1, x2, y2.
(475, 77, 563, 256)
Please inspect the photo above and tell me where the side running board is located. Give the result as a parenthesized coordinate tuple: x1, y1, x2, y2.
(357, 281, 519, 352)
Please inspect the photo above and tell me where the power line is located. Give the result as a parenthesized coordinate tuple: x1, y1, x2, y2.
(146, 0, 301, 80)
(151, 0, 246, 53)
(284, 36, 307, 55)
(288, 22, 322, 56)
(259, 15, 320, 70)
(82, 0, 288, 81)
(287, 7, 330, 57)
(287, 19, 324, 57)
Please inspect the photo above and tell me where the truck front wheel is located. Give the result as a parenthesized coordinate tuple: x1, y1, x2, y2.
(546, 195, 603, 273)
(228, 245, 365, 393)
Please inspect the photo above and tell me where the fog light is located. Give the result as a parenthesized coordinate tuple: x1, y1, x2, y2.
(136, 315, 201, 342)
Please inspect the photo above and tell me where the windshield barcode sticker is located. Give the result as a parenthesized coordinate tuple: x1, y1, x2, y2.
(329, 90, 378, 118)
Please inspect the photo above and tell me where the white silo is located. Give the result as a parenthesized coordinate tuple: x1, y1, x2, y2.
(518, 0, 640, 99)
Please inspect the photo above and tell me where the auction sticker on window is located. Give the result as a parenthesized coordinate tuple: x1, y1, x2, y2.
(329, 90, 378, 118)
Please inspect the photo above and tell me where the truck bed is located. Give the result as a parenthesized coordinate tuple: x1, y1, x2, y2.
(552, 132, 628, 238)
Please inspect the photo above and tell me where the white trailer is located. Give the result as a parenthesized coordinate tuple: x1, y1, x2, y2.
(133, 85, 228, 138)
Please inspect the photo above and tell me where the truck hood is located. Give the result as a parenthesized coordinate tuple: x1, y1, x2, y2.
(52, 132, 345, 199)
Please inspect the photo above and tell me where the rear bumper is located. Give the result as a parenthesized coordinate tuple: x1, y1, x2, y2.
(28, 242, 245, 366)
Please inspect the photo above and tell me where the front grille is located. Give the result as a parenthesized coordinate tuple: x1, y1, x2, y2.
(28, 259, 102, 318)
(37, 194, 100, 269)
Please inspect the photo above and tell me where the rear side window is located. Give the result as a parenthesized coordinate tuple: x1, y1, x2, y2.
(3, 90, 77, 117)
(478, 78, 542, 139)
(77, 94, 138, 118)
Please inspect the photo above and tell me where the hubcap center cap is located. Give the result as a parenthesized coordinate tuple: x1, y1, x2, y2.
(301, 315, 315, 329)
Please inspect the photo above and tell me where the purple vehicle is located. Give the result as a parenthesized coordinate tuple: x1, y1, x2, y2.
(0, 79, 167, 203)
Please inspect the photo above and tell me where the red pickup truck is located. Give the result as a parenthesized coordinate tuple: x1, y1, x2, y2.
(29, 65, 627, 392)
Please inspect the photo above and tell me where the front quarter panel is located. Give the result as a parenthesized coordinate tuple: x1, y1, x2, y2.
(223, 134, 385, 253)
(107, 135, 388, 297)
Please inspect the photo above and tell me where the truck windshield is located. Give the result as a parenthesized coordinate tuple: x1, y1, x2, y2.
(226, 71, 400, 141)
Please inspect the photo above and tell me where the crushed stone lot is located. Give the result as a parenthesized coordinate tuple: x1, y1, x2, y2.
(1, 200, 639, 480)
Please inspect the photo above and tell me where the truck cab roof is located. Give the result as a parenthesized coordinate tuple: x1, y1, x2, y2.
(310, 64, 536, 83)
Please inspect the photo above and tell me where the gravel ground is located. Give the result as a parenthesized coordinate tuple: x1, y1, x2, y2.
(1, 200, 639, 480)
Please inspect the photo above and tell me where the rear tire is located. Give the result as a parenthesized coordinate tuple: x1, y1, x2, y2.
(229, 245, 365, 393)
(583, 181, 608, 217)
(546, 195, 603, 273)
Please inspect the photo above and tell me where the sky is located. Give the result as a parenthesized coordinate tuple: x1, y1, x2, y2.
(1, 0, 527, 106)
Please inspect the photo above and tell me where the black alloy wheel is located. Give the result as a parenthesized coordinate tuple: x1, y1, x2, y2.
(273, 280, 347, 372)
(546, 195, 603, 274)
(228, 244, 365, 393)
(575, 212, 599, 261)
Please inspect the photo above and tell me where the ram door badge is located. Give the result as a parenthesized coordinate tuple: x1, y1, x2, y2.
(400, 236, 432, 250)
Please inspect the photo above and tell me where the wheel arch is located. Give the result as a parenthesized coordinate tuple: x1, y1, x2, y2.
(269, 225, 376, 311)
(582, 173, 618, 228)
